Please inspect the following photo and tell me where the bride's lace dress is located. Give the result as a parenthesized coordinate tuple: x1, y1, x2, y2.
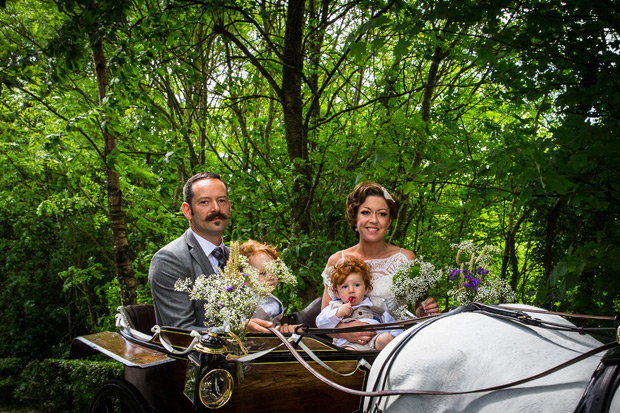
(321, 250, 410, 314)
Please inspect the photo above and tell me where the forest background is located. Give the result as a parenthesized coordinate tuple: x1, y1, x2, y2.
(1, 0, 619, 364)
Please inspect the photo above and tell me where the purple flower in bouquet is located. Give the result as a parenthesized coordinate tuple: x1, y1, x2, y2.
(462, 272, 480, 292)
(446, 241, 515, 305)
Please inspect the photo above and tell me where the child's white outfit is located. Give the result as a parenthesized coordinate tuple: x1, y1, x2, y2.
(315, 296, 402, 350)
(252, 294, 284, 328)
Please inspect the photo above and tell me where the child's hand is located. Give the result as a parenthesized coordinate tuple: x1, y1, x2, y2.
(336, 302, 353, 318)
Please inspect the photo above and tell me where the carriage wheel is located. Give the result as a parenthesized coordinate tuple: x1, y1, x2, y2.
(89, 378, 151, 413)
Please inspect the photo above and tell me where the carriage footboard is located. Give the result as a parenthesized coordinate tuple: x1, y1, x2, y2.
(70, 330, 174, 368)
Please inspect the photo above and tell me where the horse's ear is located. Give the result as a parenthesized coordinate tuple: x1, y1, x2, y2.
(614, 312, 619, 330)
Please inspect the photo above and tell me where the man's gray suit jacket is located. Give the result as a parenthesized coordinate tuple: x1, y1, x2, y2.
(148, 229, 230, 330)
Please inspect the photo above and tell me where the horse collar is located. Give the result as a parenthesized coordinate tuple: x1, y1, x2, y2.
(574, 345, 620, 413)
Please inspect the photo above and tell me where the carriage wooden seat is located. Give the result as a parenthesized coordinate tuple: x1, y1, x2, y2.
(120, 299, 320, 332)
(286, 297, 322, 328)
(119, 304, 157, 335)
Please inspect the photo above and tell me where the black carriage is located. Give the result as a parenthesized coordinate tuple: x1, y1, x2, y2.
(70, 302, 620, 412)
(70, 302, 377, 412)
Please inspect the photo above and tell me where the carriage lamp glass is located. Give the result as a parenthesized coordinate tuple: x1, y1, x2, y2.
(184, 354, 200, 402)
(199, 368, 234, 409)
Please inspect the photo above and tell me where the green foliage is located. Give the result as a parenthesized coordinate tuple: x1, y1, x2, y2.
(0, 0, 618, 361)
(13, 358, 123, 412)
(0, 358, 20, 404)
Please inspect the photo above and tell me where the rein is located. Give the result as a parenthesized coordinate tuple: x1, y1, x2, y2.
(501, 306, 616, 321)
(300, 304, 617, 338)
(297, 314, 435, 336)
(268, 304, 620, 399)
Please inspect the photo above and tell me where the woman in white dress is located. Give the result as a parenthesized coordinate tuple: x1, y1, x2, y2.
(320, 181, 439, 346)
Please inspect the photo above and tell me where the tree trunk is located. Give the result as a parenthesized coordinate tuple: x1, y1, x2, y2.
(500, 199, 532, 291)
(92, 40, 137, 305)
(282, 0, 312, 236)
(543, 200, 563, 278)
(393, 46, 447, 241)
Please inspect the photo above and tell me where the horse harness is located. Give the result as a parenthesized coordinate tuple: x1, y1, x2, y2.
(575, 345, 620, 413)
(272, 303, 620, 412)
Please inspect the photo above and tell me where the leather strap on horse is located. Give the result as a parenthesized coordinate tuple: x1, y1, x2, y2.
(304, 305, 617, 337)
(268, 318, 620, 397)
(469, 304, 617, 341)
(299, 313, 435, 336)
(574, 345, 620, 413)
(501, 305, 616, 321)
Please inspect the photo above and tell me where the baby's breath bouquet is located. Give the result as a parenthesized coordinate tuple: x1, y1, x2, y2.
(446, 241, 515, 305)
(175, 241, 296, 341)
(391, 257, 443, 320)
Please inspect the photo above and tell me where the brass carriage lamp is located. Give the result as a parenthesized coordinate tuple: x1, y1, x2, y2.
(196, 332, 227, 354)
(184, 332, 234, 410)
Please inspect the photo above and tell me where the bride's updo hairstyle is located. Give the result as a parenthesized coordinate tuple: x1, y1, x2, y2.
(345, 181, 400, 237)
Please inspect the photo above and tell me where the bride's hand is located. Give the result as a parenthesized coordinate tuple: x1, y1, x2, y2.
(330, 320, 375, 345)
(416, 297, 439, 316)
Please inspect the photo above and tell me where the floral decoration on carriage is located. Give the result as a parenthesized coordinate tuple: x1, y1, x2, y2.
(174, 241, 296, 345)
(174, 241, 297, 405)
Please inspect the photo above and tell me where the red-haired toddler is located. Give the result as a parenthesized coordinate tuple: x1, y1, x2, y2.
(316, 257, 402, 350)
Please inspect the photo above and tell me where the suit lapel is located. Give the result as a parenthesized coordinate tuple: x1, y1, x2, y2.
(183, 229, 216, 276)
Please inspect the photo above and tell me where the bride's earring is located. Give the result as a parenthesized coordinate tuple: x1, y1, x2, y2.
(355, 227, 359, 232)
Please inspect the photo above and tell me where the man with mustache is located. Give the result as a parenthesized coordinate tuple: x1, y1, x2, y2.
(149, 172, 274, 332)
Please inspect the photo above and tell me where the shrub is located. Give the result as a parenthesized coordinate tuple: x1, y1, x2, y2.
(14, 358, 123, 412)
(0, 358, 21, 404)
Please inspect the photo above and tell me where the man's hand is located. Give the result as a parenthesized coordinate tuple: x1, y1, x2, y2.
(277, 323, 298, 334)
(244, 318, 274, 333)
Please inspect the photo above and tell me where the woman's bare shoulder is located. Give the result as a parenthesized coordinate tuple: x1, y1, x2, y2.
(392, 245, 416, 260)
(326, 251, 343, 266)
(326, 246, 358, 266)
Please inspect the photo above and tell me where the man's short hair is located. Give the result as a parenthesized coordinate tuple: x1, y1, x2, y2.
(183, 172, 228, 205)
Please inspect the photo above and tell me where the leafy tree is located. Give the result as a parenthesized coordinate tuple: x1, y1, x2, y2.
(1, 0, 618, 360)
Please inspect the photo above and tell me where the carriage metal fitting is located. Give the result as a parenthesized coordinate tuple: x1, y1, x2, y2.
(294, 323, 309, 334)
(195, 332, 227, 354)
(197, 368, 234, 409)
(290, 333, 304, 348)
(186, 333, 234, 410)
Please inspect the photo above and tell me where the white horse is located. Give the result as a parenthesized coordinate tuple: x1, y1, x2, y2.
(364, 304, 619, 412)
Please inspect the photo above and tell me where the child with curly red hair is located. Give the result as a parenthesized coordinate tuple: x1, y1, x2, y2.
(316, 256, 402, 350)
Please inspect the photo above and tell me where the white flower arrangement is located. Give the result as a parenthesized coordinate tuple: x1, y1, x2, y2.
(175, 241, 296, 340)
(391, 257, 443, 320)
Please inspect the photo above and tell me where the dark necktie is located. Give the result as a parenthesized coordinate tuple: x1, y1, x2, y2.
(211, 247, 225, 271)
